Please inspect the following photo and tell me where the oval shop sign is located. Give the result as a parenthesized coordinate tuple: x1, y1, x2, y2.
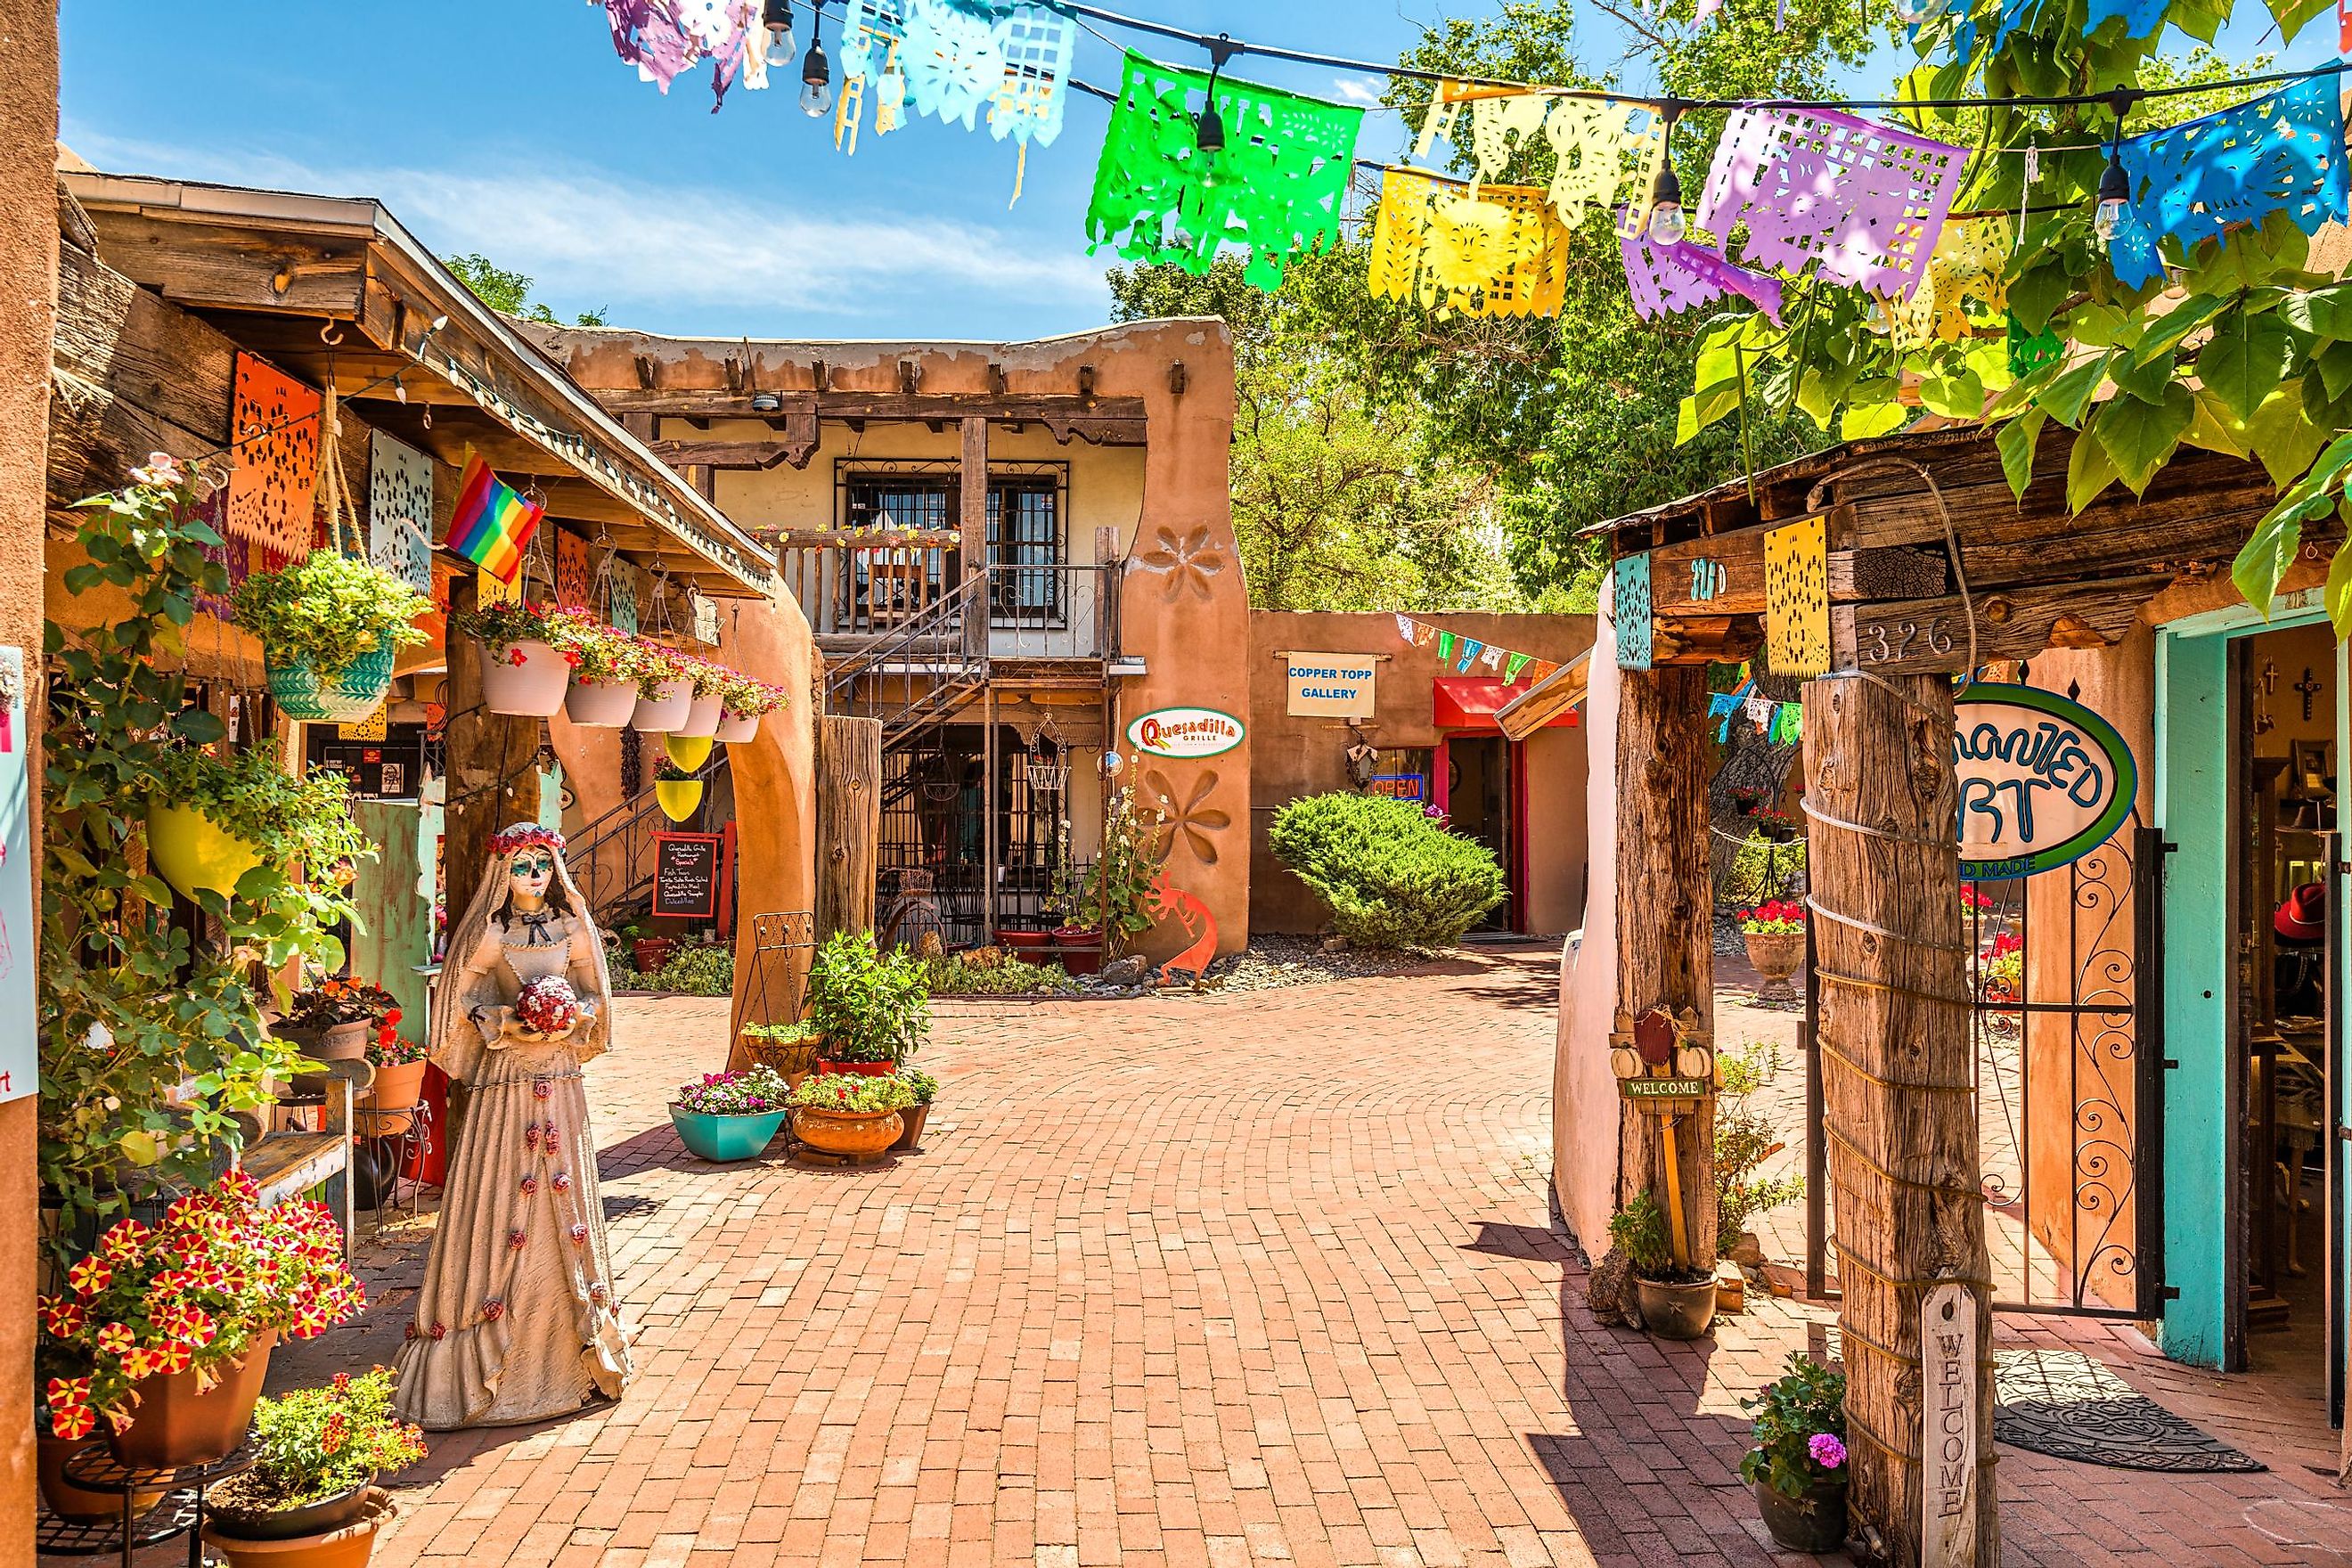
(1953, 682, 2136, 881)
(1127, 706, 1245, 760)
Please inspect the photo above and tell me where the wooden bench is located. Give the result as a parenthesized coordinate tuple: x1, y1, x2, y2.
(233, 1058, 365, 1257)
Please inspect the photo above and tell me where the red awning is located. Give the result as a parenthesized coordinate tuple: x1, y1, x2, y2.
(1433, 677, 1579, 731)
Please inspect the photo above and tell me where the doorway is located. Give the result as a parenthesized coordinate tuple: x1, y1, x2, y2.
(1443, 736, 1519, 933)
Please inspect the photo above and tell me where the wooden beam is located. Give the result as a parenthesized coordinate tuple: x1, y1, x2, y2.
(1495, 652, 1589, 741)
(961, 416, 988, 660)
(1613, 666, 1716, 1269)
(1830, 575, 2170, 674)
(588, 387, 1147, 425)
(815, 715, 882, 943)
(1802, 672, 1996, 1567)
(83, 212, 368, 321)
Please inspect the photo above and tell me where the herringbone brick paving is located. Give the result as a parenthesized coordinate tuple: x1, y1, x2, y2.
(232, 948, 2352, 1566)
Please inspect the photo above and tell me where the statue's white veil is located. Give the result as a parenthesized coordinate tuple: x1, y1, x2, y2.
(429, 824, 614, 1084)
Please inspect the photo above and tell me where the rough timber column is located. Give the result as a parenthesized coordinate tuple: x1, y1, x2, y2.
(442, 577, 543, 954)
(1802, 672, 1996, 1568)
(1613, 666, 1716, 1267)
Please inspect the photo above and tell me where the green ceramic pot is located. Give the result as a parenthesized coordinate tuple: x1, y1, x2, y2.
(668, 1105, 787, 1162)
(266, 646, 396, 723)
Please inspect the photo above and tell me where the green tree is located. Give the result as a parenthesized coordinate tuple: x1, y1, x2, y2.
(443, 252, 609, 327)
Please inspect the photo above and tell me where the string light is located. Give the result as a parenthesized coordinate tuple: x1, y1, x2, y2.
(1646, 105, 1686, 246)
(799, 0, 834, 118)
(2093, 89, 2138, 248)
(762, 0, 796, 69)
(1196, 35, 1236, 155)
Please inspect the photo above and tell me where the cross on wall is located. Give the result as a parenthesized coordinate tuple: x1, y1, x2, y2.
(2296, 666, 2324, 722)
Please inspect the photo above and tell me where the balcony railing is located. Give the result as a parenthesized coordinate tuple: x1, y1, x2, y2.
(779, 531, 1118, 661)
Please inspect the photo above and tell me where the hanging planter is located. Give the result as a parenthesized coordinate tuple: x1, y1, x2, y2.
(675, 691, 724, 739)
(268, 646, 398, 724)
(233, 551, 430, 724)
(477, 640, 568, 717)
(567, 675, 637, 726)
(715, 709, 760, 744)
(673, 658, 728, 739)
(664, 733, 714, 772)
(147, 801, 265, 901)
(632, 675, 692, 732)
(545, 608, 637, 726)
(655, 775, 704, 822)
(714, 673, 789, 746)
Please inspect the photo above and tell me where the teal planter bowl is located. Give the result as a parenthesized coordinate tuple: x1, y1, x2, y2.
(267, 646, 397, 723)
(668, 1105, 787, 1162)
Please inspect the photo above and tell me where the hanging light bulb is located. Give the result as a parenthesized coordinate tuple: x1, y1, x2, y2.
(799, 0, 834, 117)
(1892, 0, 1950, 23)
(1645, 104, 1686, 246)
(2094, 153, 2130, 245)
(1195, 36, 1234, 155)
(762, 0, 796, 69)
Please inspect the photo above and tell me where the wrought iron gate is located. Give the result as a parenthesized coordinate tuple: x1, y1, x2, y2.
(1804, 821, 2169, 1318)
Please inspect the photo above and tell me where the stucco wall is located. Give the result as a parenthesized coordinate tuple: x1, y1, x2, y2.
(1555, 578, 1622, 1257)
(4, 2, 59, 1552)
(1245, 611, 1595, 936)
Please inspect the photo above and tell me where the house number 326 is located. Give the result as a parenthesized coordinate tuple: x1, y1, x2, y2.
(1858, 617, 1956, 663)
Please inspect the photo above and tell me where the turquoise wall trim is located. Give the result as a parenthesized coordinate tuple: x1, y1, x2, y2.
(2155, 628, 2230, 1368)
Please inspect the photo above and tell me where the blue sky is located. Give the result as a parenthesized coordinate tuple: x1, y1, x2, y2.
(61, 2, 2333, 344)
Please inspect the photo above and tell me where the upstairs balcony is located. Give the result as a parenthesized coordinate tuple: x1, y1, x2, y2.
(778, 529, 1119, 671)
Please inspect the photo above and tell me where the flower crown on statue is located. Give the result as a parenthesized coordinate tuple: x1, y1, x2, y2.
(490, 824, 567, 857)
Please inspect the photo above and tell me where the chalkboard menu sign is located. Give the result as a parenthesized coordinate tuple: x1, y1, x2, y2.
(652, 832, 723, 919)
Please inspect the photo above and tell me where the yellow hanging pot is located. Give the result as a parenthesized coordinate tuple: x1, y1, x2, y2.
(664, 733, 714, 772)
(655, 779, 705, 823)
(146, 802, 265, 902)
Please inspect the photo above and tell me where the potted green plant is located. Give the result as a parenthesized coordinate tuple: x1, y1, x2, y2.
(739, 1018, 824, 1083)
(674, 655, 730, 740)
(1739, 1353, 1849, 1554)
(548, 607, 639, 727)
(1609, 1189, 1716, 1340)
(714, 672, 789, 745)
(1044, 821, 1103, 975)
(804, 931, 931, 1074)
(1090, 787, 1168, 958)
(278, 978, 401, 1063)
(1737, 898, 1806, 1001)
(628, 638, 693, 732)
(202, 1368, 421, 1566)
(788, 1072, 916, 1157)
(668, 1066, 793, 1162)
(453, 598, 569, 717)
(41, 1172, 363, 1469)
(654, 759, 704, 823)
(148, 742, 372, 906)
(232, 550, 431, 722)
(892, 1066, 937, 1151)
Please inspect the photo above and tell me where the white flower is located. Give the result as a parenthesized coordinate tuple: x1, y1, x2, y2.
(129, 452, 185, 488)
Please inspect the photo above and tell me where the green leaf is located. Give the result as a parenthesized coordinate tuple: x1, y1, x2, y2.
(2005, 256, 2073, 333)
(2315, 340, 2352, 404)
(2110, 350, 2176, 405)
(2066, 424, 2125, 512)
(1997, 409, 2047, 501)
(2199, 311, 2298, 422)
(2247, 384, 2329, 488)
(2094, 382, 2195, 496)
(2328, 539, 2352, 641)
(2042, 350, 2115, 428)
(2264, 0, 2330, 46)
(2124, 293, 2231, 371)
(2182, 387, 2254, 459)
(2285, 282, 2352, 341)
(172, 708, 226, 746)
(117, 1130, 161, 1168)
(1841, 399, 1909, 440)
(2234, 504, 2306, 614)
(1916, 366, 1986, 419)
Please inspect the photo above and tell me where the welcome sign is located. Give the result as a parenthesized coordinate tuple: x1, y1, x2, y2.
(1127, 706, 1245, 760)
(1954, 683, 2135, 881)
(1286, 653, 1378, 718)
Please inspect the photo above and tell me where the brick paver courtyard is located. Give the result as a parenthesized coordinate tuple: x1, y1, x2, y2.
(237, 945, 2352, 1568)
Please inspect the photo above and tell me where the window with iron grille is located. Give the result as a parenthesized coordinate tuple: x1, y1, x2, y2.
(988, 479, 1064, 625)
(837, 463, 1067, 627)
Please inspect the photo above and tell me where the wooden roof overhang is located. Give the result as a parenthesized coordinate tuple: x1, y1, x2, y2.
(61, 172, 774, 599)
(1596, 419, 2304, 675)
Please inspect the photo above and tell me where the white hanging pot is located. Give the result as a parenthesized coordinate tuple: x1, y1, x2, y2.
(714, 709, 761, 745)
(674, 692, 724, 739)
(632, 677, 693, 732)
(566, 674, 638, 727)
(478, 640, 570, 718)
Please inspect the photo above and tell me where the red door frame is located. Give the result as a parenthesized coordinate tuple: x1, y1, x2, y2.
(1434, 733, 1530, 934)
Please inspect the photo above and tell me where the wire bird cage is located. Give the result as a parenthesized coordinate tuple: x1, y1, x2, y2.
(1024, 716, 1070, 796)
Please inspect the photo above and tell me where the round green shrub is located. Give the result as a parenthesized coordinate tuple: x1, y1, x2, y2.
(1267, 793, 1505, 951)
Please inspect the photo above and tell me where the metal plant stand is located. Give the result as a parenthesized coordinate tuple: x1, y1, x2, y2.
(46, 1442, 251, 1568)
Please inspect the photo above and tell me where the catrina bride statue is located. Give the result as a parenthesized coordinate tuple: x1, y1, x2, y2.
(395, 823, 636, 1429)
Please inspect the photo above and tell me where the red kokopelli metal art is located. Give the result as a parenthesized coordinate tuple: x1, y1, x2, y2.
(1147, 870, 1216, 987)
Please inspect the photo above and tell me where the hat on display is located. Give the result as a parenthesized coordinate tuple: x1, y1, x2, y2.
(2275, 882, 2327, 945)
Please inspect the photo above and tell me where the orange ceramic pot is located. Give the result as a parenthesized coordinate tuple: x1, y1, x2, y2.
(106, 1331, 275, 1470)
(791, 1107, 903, 1156)
(204, 1488, 396, 1568)
(38, 1434, 166, 1523)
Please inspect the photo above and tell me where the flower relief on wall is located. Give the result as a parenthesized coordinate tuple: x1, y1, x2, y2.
(1131, 525, 1229, 603)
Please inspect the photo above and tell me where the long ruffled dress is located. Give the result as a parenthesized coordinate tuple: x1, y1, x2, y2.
(393, 911, 635, 1429)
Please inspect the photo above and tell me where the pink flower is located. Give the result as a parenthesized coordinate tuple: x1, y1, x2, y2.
(507, 1229, 527, 1251)
(1809, 1433, 1846, 1469)
(569, 1222, 590, 1245)
(520, 1175, 539, 1196)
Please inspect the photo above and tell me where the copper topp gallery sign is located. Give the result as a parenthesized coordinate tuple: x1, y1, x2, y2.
(1954, 683, 2136, 881)
(1127, 706, 1245, 760)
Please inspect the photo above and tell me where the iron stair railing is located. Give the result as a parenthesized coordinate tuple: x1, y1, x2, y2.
(565, 756, 725, 923)
(825, 572, 992, 749)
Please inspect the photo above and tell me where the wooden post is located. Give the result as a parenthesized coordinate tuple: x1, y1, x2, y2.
(1802, 672, 1995, 1568)
(442, 575, 544, 944)
(1613, 666, 1717, 1268)
(961, 415, 988, 661)
(984, 685, 999, 943)
(815, 715, 881, 943)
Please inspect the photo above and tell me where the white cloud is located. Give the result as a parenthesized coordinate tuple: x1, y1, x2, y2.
(1330, 76, 1391, 108)
(61, 131, 1108, 326)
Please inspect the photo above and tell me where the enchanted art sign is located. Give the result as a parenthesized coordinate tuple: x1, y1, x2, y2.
(1285, 653, 1378, 718)
(1127, 706, 1245, 760)
(1954, 683, 2135, 882)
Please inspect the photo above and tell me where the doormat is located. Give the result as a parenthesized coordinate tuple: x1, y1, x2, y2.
(1993, 1349, 2266, 1473)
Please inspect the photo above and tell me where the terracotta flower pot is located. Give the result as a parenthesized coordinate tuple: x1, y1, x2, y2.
(1001, 930, 1053, 966)
(38, 1433, 166, 1523)
(477, 638, 570, 717)
(632, 937, 676, 975)
(1633, 1277, 1718, 1341)
(210, 1475, 377, 1541)
(791, 1106, 903, 1156)
(204, 1487, 396, 1568)
(1754, 1475, 1849, 1554)
(1051, 927, 1103, 976)
(1743, 930, 1805, 1000)
(279, 1019, 372, 1064)
(631, 677, 693, 733)
(107, 1330, 276, 1470)
(889, 1103, 932, 1152)
(715, 710, 761, 745)
(565, 674, 638, 727)
(674, 692, 723, 739)
(814, 1059, 897, 1078)
(356, 1059, 429, 1137)
(147, 802, 265, 902)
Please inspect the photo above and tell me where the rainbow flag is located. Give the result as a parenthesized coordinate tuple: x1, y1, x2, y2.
(446, 450, 543, 585)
